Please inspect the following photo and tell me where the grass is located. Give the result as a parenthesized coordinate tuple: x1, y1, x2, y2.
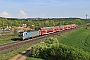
(57, 27, 90, 52)
(0, 32, 18, 44)
(0, 44, 32, 60)
(0, 39, 13, 45)
(0, 36, 14, 44)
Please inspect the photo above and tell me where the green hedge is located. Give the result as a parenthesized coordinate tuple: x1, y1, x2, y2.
(30, 37, 90, 60)
(30, 37, 59, 57)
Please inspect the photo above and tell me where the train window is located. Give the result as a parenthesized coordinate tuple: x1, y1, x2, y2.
(19, 32, 23, 35)
(26, 33, 27, 35)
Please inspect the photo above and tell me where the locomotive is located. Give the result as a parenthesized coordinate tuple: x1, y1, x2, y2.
(18, 24, 76, 40)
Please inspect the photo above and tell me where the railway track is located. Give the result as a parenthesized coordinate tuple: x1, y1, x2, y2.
(0, 26, 83, 54)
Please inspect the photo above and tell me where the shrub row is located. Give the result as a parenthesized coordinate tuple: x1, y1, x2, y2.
(30, 37, 90, 60)
(30, 37, 59, 57)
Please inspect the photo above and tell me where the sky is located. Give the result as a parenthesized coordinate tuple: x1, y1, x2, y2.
(0, 0, 90, 18)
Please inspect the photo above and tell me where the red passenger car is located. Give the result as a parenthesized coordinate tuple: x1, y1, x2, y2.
(40, 28, 47, 35)
(40, 27, 54, 35)
(59, 26, 64, 31)
(45, 27, 54, 33)
(71, 24, 76, 29)
(53, 26, 60, 32)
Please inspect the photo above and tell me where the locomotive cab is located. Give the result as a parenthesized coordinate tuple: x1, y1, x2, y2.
(18, 31, 27, 40)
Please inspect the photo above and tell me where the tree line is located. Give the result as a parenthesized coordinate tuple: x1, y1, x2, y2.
(0, 17, 86, 30)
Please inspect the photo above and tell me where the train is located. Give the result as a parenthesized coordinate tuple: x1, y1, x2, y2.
(18, 24, 77, 40)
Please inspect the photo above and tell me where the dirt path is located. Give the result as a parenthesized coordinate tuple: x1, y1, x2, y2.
(9, 47, 31, 60)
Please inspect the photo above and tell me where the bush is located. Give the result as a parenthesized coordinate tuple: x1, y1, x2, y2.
(30, 37, 59, 57)
(41, 43, 90, 60)
(44, 37, 59, 44)
(30, 38, 90, 60)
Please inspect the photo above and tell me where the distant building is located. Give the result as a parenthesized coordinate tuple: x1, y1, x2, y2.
(22, 24, 27, 28)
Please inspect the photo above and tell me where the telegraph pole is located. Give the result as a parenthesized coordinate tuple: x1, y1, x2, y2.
(2, 18, 4, 31)
(86, 14, 88, 19)
(86, 14, 90, 27)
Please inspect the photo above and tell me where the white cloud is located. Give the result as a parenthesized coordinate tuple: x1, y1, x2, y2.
(18, 10, 27, 18)
(0, 11, 12, 17)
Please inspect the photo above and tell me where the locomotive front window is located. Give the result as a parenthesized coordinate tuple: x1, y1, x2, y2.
(19, 32, 23, 36)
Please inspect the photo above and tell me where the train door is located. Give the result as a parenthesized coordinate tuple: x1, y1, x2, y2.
(23, 32, 27, 40)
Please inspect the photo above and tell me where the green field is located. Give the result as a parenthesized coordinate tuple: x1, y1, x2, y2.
(0, 35, 16, 44)
(0, 39, 13, 44)
(57, 27, 90, 52)
(0, 31, 18, 44)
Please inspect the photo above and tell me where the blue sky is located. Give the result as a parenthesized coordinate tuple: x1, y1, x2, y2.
(0, 0, 89, 18)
